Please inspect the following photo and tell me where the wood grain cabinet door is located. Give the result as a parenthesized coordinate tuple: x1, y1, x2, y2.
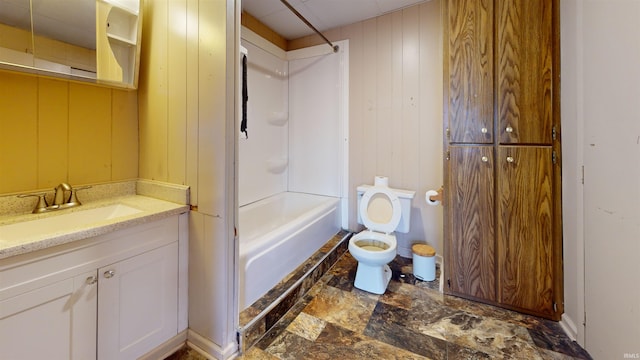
(496, 0, 554, 145)
(496, 146, 555, 317)
(446, 0, 494, 144)
(445, 146, 495, 301)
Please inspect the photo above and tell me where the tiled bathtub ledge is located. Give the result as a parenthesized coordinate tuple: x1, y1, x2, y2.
(238, 230, 351, 353)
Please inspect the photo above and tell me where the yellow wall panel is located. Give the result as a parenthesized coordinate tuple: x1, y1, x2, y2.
(0, 71, 38, 193)
(112, 90, 139, 180)
(185, 0, 200, 204)
(167, 0, 188, 185)
(139, 0, 169, 181)
(37, 78, 69, 188)
(0, 69, 139, 196)
(68, 83, 112, 184)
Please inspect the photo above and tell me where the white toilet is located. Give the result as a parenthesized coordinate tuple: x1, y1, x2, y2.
(349, 176, 415, 294)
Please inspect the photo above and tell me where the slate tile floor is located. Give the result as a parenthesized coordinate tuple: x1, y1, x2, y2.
(170, 252, 592, 360)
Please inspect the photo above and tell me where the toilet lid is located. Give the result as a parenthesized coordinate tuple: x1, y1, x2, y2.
(359, 187, 402, 234)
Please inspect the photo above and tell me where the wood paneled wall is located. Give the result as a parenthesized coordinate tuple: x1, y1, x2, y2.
(0, 70, 138, 194)
(138, 0, 238, 354)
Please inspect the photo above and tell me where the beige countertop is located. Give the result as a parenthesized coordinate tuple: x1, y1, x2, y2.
(0, 181, 190, 260)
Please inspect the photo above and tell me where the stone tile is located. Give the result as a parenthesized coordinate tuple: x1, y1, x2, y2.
(169, 235, 593, 360)
(286, 312, 326, 342)
(264, 331, 315, 360)
(442, 294, 538, 329)
(381, 281, 446, 311)
(242, 317, 267, 353)
(236, 346, 280, 360)
(239, 306, 262, 327)
(537, 348, 583, 360)
(255, 293, 314, 350)
(528, 320, 593, 359)
(364, 303, 448, 359)
(303, 283, 378, 333)
(238, 232, 349, 352)
(376, 288, 459, 341)
(162, 346, 208, 360)
(265, 284, 304, 329)
(309, 322, 429, 360)
(432, 312, 543, 359)
(240, 231, 349, 326)
(446, 341, 493, 360)
(326, 251, 358, 282)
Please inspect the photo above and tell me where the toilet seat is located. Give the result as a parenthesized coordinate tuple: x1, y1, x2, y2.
(359, 187, 402, 234)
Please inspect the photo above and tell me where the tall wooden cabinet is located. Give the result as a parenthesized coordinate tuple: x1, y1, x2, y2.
(443, 0, 562, 320)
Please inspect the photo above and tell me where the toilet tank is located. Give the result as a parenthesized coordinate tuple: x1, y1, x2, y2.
(356, 184, 415, 233)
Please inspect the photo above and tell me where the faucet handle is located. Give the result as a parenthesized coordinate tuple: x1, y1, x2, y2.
(67, 185, 92, 206)
(18, 193, 49, 213)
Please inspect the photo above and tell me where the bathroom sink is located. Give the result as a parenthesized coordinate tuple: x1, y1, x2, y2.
(0, 204, 143, 242)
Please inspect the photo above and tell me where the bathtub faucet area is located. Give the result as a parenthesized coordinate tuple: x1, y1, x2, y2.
(18, 183, 90, 214)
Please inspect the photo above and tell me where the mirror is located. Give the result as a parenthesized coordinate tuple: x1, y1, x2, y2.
(0, 0, 142, 89)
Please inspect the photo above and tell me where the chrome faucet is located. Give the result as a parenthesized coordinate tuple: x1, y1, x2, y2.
(18, 183, 89, 214)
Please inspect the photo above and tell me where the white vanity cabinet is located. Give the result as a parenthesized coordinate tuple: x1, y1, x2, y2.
(98, 242, 178, 360)
(0, 270, 98, 360)
(0, 215, 185, 360)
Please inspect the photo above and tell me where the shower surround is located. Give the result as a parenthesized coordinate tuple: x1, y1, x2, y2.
(238, 36, 349, 309)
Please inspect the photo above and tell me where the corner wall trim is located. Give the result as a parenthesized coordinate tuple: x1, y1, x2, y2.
(560, 313, 579, 342)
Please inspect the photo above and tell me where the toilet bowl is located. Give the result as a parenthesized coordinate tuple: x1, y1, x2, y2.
(348, 176, 414, 294)
(349, 230, 397, 294)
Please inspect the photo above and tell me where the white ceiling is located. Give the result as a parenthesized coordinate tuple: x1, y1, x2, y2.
(1, 0, 429, 52)
(242, 0, 429, 40)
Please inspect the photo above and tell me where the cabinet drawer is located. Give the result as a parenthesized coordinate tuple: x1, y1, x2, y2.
(0, 216, 179, 300)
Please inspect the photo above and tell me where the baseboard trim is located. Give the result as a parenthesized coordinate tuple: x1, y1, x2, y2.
(560, 313, 579, 342)
(187, 330, 238, 360)
(138, 330, 188, 360)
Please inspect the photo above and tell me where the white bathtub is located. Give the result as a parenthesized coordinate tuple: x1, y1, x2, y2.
(239, 192, 341, 310)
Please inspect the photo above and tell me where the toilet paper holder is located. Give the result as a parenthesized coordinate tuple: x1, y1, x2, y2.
(426, 186, 443, 206)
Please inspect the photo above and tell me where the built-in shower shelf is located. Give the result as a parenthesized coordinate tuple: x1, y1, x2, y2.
(266, 157, 288, 174)
(268, 112, 289, 126)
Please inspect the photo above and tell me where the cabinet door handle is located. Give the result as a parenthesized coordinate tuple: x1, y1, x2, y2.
(481, 127, 488, 134)
(86, 276, 98, 285)
(104, 270, 116, 279)
(505, 126, 513, 133)
(506, 156, 515, 163)
(481, 156, 489, 163)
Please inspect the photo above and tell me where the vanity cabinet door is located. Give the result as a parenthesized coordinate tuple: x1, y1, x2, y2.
(97, 242, 178, 360)
(0, 271, 98, 360)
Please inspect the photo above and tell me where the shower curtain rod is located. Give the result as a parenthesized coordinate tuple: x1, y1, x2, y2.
(279, 0, 339, 53)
